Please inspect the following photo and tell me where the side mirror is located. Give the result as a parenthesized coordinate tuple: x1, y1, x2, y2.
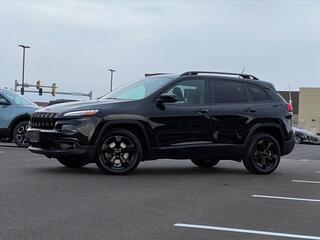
(156, 94, 177, 104)
(0, 98, 10, 105)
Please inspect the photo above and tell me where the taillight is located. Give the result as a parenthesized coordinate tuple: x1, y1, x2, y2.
(287, 102, 293, 112)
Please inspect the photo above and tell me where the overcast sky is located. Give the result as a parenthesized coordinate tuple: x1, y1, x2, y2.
(1, 0, 320, 101)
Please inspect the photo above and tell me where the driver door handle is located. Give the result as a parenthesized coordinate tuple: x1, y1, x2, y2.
(245, 107, 257, 113)
(194, 109, 208, 114)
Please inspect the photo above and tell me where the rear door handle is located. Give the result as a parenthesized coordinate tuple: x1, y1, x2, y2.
(245, 108, 257, 113)
(194, 109, 208, 114)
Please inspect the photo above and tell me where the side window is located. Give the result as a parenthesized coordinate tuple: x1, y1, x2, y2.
(163, 79, 208, 105)
(246, 84, 270, 102)
(211, 80, 246, 104)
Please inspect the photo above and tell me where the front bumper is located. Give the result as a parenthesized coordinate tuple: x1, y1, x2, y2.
(282, 135, 295, 156)
(27, 128, 96, 159)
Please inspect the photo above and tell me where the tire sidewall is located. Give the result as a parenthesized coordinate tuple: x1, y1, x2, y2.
(95, 128, 142, 175)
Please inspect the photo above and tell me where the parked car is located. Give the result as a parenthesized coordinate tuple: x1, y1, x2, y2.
(28, 71, 295, 175)
(293, 127, 320, 145)
(0, 89, 39, 147)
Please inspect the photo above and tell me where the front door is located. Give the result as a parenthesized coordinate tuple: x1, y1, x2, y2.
(150, 78, 211, 156)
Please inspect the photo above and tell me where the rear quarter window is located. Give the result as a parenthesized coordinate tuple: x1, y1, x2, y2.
(245, 84, 271, 102)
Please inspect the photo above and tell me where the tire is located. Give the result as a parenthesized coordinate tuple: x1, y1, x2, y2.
(243, 133, 281, 174)
(191, 158, 220, 168)
(294, 136, 302, 144)
(57, 156, 88, 168)
(13, 121, 29, 148)
(95, 128, 142, 175)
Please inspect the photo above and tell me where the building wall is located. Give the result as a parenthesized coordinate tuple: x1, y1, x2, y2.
(298, 88, 320, 134)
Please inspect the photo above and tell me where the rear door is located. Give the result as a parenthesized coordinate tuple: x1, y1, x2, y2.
(209, 79, 256, 145)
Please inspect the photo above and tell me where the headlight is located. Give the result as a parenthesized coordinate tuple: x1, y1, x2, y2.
(63, 110, 99, 117)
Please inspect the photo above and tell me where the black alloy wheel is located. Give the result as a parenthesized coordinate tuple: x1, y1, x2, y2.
(95, 129, 142, 175)
(13, 121, 30, 148)
(243, 133, 280, 174)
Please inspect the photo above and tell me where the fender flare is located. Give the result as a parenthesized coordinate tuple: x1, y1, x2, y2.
(94, 120, 151, 148)
(8, 114, 31, 134)
(245, 123, 284, 147)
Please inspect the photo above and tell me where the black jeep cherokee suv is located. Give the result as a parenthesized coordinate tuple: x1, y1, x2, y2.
(28, 71, 295, 175)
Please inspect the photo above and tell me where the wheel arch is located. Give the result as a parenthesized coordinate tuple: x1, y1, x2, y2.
(246, 123, 285, 153)
(94, 121, 151, 159)
(9, 114, 30, 135)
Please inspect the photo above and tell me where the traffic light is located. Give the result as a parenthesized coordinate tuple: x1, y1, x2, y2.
(51, 83, 57, 96)
(20, 87, 24, 95)
(36, 81, 43, 96)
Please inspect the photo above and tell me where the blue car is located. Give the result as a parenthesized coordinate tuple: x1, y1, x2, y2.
(0, 89, 39, 147)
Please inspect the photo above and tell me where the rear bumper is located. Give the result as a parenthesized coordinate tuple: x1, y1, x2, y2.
(27, 128, 96, 159)
(282, 135, 295, 156)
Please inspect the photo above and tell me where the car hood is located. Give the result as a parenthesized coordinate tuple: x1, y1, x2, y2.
(37, 99, 132, 116)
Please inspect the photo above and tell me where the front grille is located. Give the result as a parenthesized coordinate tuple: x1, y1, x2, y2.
(31, 112, 58, 129)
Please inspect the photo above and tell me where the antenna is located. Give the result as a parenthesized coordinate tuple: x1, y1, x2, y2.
(288, 84, 292, 104)
(240, 68, 246, 77)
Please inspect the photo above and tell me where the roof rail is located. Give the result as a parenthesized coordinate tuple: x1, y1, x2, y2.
(181, 71, 259, 80)
(145, 73, 170, 77)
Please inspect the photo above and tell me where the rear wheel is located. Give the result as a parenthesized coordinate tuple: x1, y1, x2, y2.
(13, 121, 29, 148)
(95, 128, 142, 175)
(294, 136, 302, 144)
(191, 158, 220, 168)
(57, 156, 88, 168)
(243, 133, 280, 174)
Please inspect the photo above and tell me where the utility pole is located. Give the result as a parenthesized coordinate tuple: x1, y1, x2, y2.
(108, 68, 116, 92)
(18, 44, 31, 95)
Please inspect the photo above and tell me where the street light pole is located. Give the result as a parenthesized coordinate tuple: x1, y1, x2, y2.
(18, 44, 31, 95)
(108, 68, 116, 92)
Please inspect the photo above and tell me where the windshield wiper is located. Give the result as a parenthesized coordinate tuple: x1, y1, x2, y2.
(102, 97, 121, 100)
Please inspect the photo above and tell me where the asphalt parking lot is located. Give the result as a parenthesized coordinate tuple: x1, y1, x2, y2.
(1, 144, 320, 240)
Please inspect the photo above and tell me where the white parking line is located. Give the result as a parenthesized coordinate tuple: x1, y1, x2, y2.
(300, 159, 310, 162)
(315, 171, 320, 174)
(174, 223, 320, 240)
(252, 195, 320, 203)
(292, 180, 320, 184)
(0, 151, 4, 154)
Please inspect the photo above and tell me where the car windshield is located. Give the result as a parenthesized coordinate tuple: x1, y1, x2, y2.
(100, 76, 174, 101)
(1, 89, 38, 106)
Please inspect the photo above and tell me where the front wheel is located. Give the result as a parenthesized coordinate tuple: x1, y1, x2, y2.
(191, 158, 220, 168)
(57, 157, 88, 168)
(95, 129, 142, 175)
(243, 133, 281, 174)
(13, 121, 29, 148)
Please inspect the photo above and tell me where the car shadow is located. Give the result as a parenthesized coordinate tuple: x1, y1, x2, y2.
(31, 164, 252, 177)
